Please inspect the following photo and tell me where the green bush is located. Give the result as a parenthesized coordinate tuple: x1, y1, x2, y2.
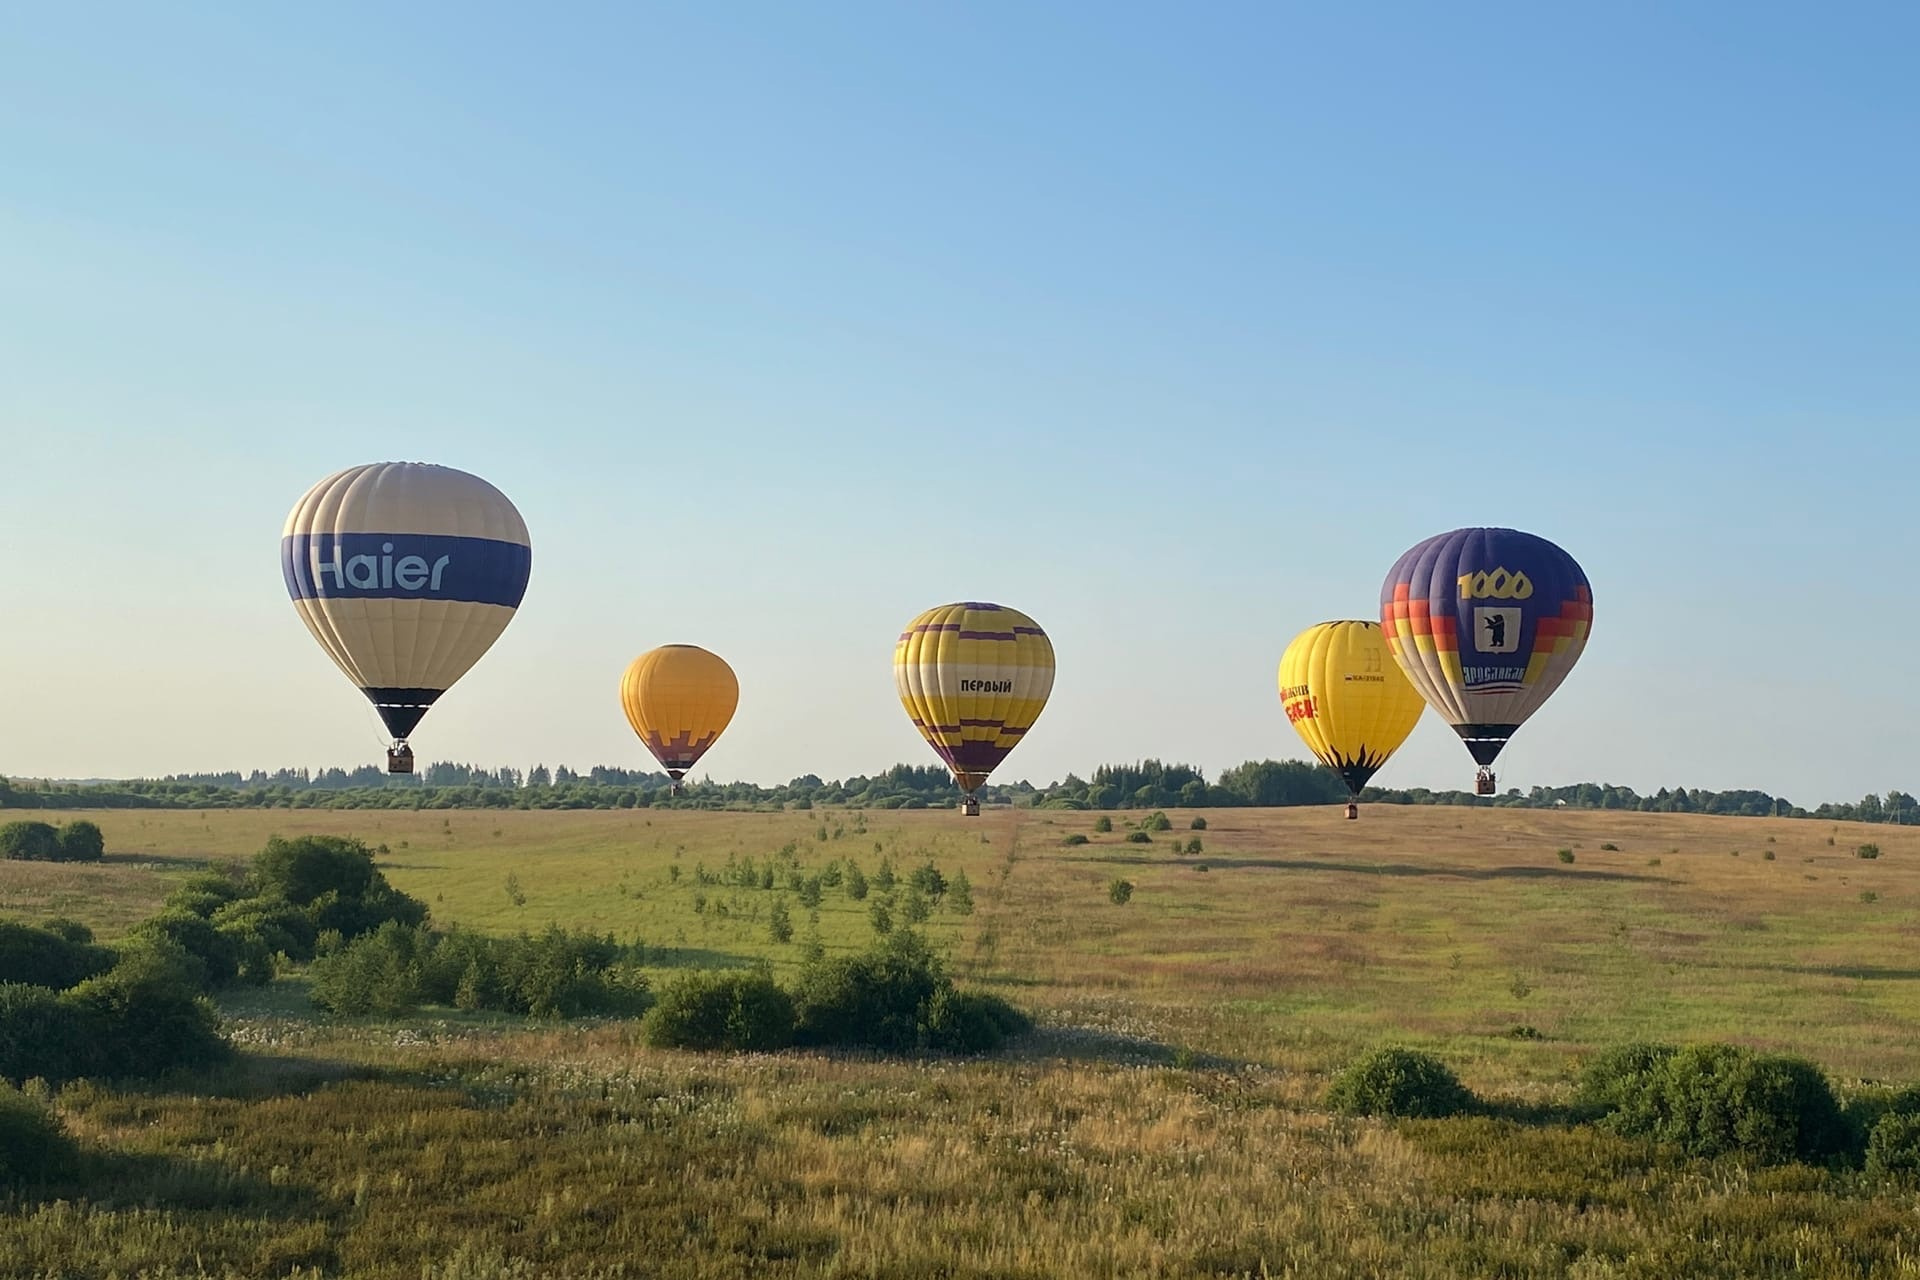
(64, 948, 228, 1079)
(1109, 878, 1134, 904)
(641, 969, 794, 1051)
(1061, 833, 1090, 847)
(924, 988, 1032, 1054)
(38, 919, 93, 945)
(57, 820, 105, 862)
(1144, 812, 1172, 832)
(1858, 844, 1881, 860)
(251, 834, 381, 904)
(309, 920, 430, 1016)
(129, 911, 242, 990)
(0, 983, 105, 1084)
(1556, 848, 1576, 864)
(1867, 1112, 1920, 1181)
(165, 870, 248, 918)
(1575, 1042, 1678, 1129)
(948, 870, 974, 915)
(211, 896, 318, 962)
(873, 858, 896, 891)
(0, 921, 116, 991)
(845, 864, 869, 900)
(1327, 1047, 1472, 1119)
(908, 861, 947, 897)
(1184, 838, 1204, 855)
(793, 931, 945, 1052)
(0, 1083, 76, 1186)
(1125, 831, 1152, 845)
(1584, 1042, 1848, 1164)
(1189, 816, 1208, 830)
(1094, 817, 1113, 833)
(0, 821, 62, 861)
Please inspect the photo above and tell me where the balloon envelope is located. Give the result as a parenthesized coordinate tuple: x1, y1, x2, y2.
(620, 645, 739, 780)
(282, 462, 531, 742)
(894, 602, 1054, 795)
(1279, 620, 1426, 796)
(1380, 527, 1591, 767)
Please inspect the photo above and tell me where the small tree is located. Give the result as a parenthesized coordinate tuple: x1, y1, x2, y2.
(846, 864, 869, 900)
(768, 897, 794, 944)
(948, 870, 974, 915)
(869, 899, 894, 936)
(1108, 878, 1134, 905)
(0, 822, 61, 861)
(1094, 816, 1113, 834)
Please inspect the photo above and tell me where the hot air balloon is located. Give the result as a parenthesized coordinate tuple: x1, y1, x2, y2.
(1380, 528, 1592, 795)
(1279, 620, 1426, 819)
(895, 602, 1054, 816)
(282, 462, 532, 773)
(620, 645, 739, 794)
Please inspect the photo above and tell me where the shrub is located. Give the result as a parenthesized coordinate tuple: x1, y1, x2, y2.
(211, 896, 318, 962)
(165, 870, 248, 919)
(129, 911, 242, 990)
(793, 931, 945, 1052)
(0, 983, 105, 1084)
(1108, 878, 1134, 905)
(768, 897, 794, 944)
(868, 899, 894, 936)
(1144, 812, 1172, 832)
(1185, 838, 1204, 855)
(1327, 1047, 1472, 1119)
(0, 922, 115, 991)
(308, 921, 431, 1016)
(873, 858, 896, 891)
(1556, 849, 1576, 864)
(1858, 844, 1881, 860)
(1061, 834, 1090, 847)
(1126, 831, 1152, 845)
(1189, 816, 1208, 830)
(948, 871, 974, 915)
(1094, 817, 1113, 833)
(845, 864, 869, 900)
(0, 821, 62, 861)
(251, 834, 380, 904)
(1867, 1112, 1920, 1181)
(0, 1083, 76, 1186)
(909, 861, 947, 897)
(1586, 1042, 1847, 1164)
(64, 948, 228, 1079)
(924, 988, 1032, 1054)
(641, 969, 794, 1051)
(1575, 1042, 1678, 1128)
(39, 919, 92, 946)
(1600, 842, 1620, 851)
(57, 820, 105, 862)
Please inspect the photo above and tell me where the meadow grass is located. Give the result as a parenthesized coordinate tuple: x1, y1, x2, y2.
(6, 803, 1920, 1276)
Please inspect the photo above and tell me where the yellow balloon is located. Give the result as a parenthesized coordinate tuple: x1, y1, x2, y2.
(620, 646, 739, 781)
(894, 602, 1054, 797)
(1279, 620, 1425, 797)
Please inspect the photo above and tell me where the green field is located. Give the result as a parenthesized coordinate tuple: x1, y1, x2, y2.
(6, 803, 1920, 1277)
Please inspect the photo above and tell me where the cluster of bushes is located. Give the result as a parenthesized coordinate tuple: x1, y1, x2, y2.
(0, 819, 105, 863)
(309, 922, 650, 1018)
(0, 1082, 76, 1188)
(0, 924, 227, 1086)
(148, 834, 428, 990)
(1328, 1040, 1920, 1179)
(642, 931, 1029, 1056)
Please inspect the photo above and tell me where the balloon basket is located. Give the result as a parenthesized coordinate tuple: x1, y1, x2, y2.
(387, 744, 415, 775)
(1344, 802, 1358, 820)
(1475, 769, 1496, 797)
(961, 797, 981, 818)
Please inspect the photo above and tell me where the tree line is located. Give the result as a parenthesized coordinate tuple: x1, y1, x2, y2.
(1, 761, 1915, 824)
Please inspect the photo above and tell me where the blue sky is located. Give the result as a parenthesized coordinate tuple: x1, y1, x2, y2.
(2, 3, 1914, 804)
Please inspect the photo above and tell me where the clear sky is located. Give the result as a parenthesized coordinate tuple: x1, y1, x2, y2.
(2, 4, 1915, 805)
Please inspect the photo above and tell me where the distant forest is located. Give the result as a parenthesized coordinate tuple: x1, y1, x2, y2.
(2, 760, 1915, 825)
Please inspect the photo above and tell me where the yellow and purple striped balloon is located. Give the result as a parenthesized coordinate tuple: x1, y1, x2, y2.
(894, 602, 1054, 797)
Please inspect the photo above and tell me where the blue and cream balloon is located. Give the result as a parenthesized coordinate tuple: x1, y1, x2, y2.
(282, 462, 531, 752)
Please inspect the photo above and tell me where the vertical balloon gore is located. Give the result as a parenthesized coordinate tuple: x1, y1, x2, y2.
(282, 463, 531, 764)
(1380, 527, 1592, 778)
(894, 602, 1054, 802)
